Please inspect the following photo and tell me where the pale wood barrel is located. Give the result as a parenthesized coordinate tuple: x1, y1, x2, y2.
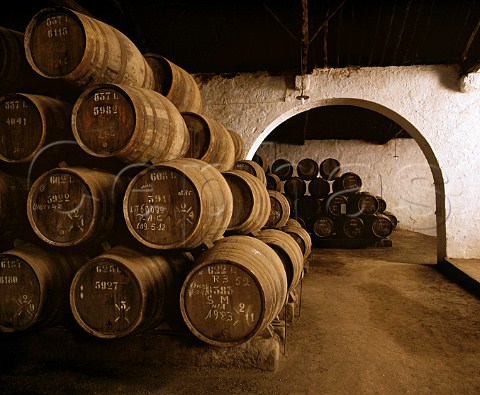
(228, 130, 246, 161)
(233, 160, 267, 186)
(70, 245, 190, 339)
(144, 53, 203, 113)
(222, 170, 271, 234)
(24, 7, 154, 89)
(0, 243, 85, 333)
(252, 151, 269, 172)
(281, 224, 312, 259)
(123, 158, 233, 250)
(264, 190, 290, 229)
(257, 229, 304, 293)
(27, 167, 125, 247)
(180, 235, 288, 347)
(72, 83, 189, 164)
(182, 112, 235, 172)
(0, 93, 73, 163)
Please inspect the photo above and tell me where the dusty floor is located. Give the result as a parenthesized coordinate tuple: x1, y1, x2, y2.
(1, 229, 480, 394)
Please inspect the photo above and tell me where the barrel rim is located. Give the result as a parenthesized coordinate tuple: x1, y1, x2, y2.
(222, 170, 256, 231)
(180, 258, 266, 347)
(26, 167, 98, 247)
(24, 6, 87, 79)
(69, 256, 144, 339)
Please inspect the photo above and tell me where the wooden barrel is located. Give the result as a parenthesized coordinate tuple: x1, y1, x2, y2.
(123, 158, 233, 250)
(313, 216, 335, 239)
(70, 245, 189, 339)
(0, 243, 85, 333)
(222, 170, 271, 234)
(281, 224, 312, 259)
(0, 93, 73, 163)
(319, 158, 341, 180)
(336, 216, 365, 239)
(180, 235, 288, 347)
(233, 160, 267, 186)
(72, 83, 189, 164)
(284, 177, 306, 199)
(0, 172, 28, 242)
(347, 192, 379, 216)
(271, 158, 293, 181)
(297, 158, 318, 181)
(265, 173, 281, 191)
(228, 130, 246, 161)
(265, 190, 290, 229)
(286, 218, 303, 228)
(332, 172, 362, 195)
(27, 166, 125, 247)
(308, 177, 330, 199)
(323, 193, 348, 216)
(252, 151, 269, 172)
(24, 7, 154, 89)
(362, 213, 394, 239)
(376, 196, 387, 213)
(295, 195, 322, 231)
(257, 229, 304, 293)
(181, 112, 235, 172)
(144, 53, 202, 113)
(0, 27, 80, 100)
(383, 211, 398, 228)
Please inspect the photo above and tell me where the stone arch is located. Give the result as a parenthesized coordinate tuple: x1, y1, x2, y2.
(248, 98, 446, 263)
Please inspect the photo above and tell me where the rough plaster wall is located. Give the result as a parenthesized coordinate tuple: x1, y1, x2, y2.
(258, 139, 436, 236)
(195, 65, 480, 259)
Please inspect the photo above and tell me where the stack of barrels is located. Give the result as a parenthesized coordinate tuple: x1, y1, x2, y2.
(268, 157, 398, 247)
(0, 7, 308, 348)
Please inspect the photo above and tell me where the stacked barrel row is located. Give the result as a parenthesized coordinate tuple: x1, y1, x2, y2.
(261, 156, 398, 245)
(0, 7, 309, 347)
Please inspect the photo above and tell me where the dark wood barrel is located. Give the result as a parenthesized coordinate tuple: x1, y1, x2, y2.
(336, 216, 365, 239)
(123, 158, 233, 250)
(222, 170, 271, 234)
(0, 27, 80, 100)
(297, 158, 319, 181)
(70, 245, 189, 339)
(257, 229, 304, 293)
(308, 177, 330, 199)
(271, 158, 293, 181)
(294, 195, 322, 231)
(233, 160, 267, 186)
(228, 130, 246, 161)
(319, 158, 341, 180)
(266, 172, 282, 191)
(144, 53, 202, 113)
(362, 213, 394, 239)
(284, 177, 306, 199)
(323, 193, 348, 216)
(347, 192, 379, 216)
(281, 224, 312, 259)
(181, 112, 235, 172)
(72, 83, 189, 164)
(252, 151, 269, 172)
(332, 172, 362, 195)
(0, 243, 85, 333)
(0, 93, 73, 163)
(27, 166, 125, 247)
(0, 172, 28, 242)
(383, 211, 398, 228)
(24, 7, 154, 89)
(180, 235, 287, 347)
(376, 196, 387, 213)
(313, 216, 335, 239)
(265, 190, 291, 229)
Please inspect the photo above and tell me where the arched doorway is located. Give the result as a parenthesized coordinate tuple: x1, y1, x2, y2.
(248, 98, 446, 263)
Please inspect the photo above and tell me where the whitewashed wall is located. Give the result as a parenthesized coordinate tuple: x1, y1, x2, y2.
(258, 139, 436, 236)
(195, 65, 480, 260)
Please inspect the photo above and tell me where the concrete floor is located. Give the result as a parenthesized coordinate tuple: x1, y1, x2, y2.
(1, 229, 480, 394)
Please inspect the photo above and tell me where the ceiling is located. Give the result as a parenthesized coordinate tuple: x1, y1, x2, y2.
(1, 0, 479, 144)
